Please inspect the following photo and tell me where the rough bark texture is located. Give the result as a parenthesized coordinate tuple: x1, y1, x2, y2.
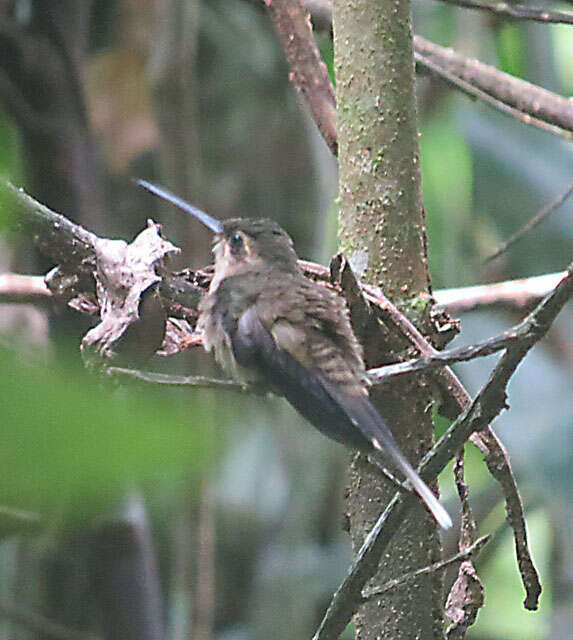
(333, 1, 443, 638)
(334, 0, 430, 295)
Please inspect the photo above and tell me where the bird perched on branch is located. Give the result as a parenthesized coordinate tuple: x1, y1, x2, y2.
(139, 179, 452, 529)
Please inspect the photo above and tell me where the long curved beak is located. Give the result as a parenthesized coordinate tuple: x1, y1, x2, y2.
(137, 179, 224, 234)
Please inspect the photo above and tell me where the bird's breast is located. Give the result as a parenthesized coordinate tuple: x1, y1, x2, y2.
(198, 287, 262, 385)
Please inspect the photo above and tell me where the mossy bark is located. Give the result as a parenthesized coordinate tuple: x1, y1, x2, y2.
(333, 1, 444, 638)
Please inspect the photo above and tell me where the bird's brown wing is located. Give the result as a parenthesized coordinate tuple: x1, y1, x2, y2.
(229, 306, 365, 449)
(229, 304, 452, 529)
(255, 275, 368, 395)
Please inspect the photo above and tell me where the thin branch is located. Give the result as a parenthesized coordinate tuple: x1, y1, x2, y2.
(0, 273, 52, 304)
(264, 0, 338, 154)
(415, 43, 571, 138)
(1, 178, 564, 317)
(368, 323, 536, 381)
(358, 284, 473, 413)
(469, 429, 541, 610)
(414, 35, 573, 138)
(363, 281, 544, 610)
(362, 535, 490, 600)
(454, 453, 478, 550)
(485, 182, 573, 263)
(300, 258, 569, 315)
(299, 2, 573, 140)
(106, 367, 251, 392)
(444, 453, 484, 637)
(1, 267, 566, 317)
(2, 180, 97, 270)
(114, 309, 534, 392)
(313, 265, 571, 639)
(433, 270, 569, 314)
(437, 0, 573, 25)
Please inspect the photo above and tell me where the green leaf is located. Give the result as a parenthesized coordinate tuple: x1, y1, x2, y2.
(0, 348, 219, 518)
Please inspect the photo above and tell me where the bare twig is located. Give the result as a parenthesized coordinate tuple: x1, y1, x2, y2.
(313, 265, 571, 639)
(106, 367, 251, 392)
(298, 2, 573, 139)
(444, 454, 484, 638)
(364, 283, 544, 610)
(2, 181, 97, 270)
(1, 267, 567, 317)
(368, 321, 538, 380)
(2, 180, 565, 317)
(485, 183, 573, 263)
(264, 0, 338, 154)
(433, 271, 569, 314)
(0, 274, 52, 304)
(414, 35, 573, 137)
(358, 285, 473, 413)
(438, 0, 573, 25)
(454, 454, 477, 550)
(415, 42, 571, 138)
(362, 535, 490, 600)
(301, 258, 569, 315)
(470, 429, 541, 610)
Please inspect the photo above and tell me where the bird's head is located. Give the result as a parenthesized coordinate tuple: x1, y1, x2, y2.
(138, 180, 299, 282)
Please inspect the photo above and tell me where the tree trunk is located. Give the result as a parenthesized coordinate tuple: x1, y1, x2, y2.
(333, 1, 444, 638)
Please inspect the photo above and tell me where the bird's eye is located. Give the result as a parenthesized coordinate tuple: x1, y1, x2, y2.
(229, 231, 243, 253)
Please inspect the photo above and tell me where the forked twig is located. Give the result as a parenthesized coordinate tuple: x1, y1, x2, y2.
(362, 535, 490, 601)
(312, 265, 571, 639)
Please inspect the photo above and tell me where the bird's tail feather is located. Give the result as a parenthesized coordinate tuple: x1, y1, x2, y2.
(371, 437, 452, 529)
(330, 388, 453, 529)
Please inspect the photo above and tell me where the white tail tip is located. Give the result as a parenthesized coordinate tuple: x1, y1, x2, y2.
(414, 478, 453, 529)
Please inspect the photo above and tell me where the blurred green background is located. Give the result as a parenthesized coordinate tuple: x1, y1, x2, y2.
(0, 1, 571, 639)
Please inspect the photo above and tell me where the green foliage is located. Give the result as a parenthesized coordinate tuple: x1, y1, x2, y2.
(496, 23, 526, 79)
(420, 112, 474, 287)
(317, 32, 335, 86)
(0, 110, 23, 231)
(0, 348, 219, 518)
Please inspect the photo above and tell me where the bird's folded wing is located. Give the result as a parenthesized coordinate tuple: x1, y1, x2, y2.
(228, 307, 367, 448)
(230, 307, 399, 454)
(229, 306, 453, 529)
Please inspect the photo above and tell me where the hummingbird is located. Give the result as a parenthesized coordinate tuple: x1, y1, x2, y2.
(139, 180, 452, 529)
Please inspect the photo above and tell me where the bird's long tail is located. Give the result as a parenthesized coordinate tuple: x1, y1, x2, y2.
(371, 436, 452, 529)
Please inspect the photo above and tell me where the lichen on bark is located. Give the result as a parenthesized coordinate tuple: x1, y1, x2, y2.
(332, 0, 444, 638)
